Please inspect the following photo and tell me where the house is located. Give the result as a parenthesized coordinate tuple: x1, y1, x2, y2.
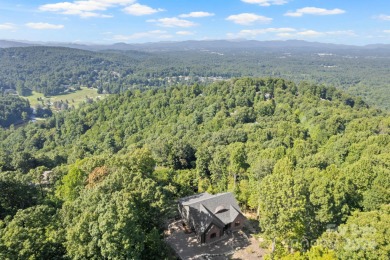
(41, 170, 53, 185)
(178, 192, 246, 243)
(3, 89, 18, 95)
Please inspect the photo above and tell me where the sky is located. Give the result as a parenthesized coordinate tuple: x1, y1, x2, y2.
(1, 0, 390, 45)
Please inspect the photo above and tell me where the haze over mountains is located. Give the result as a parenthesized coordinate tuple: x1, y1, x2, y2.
(2, 39, 390, 52)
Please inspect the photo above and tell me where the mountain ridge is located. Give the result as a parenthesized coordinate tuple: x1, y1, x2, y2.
(1, 39, 389, 52)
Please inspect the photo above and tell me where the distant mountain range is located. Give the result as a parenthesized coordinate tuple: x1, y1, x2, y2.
(1, 39, 390, 52)
(0, 40, 38, 48)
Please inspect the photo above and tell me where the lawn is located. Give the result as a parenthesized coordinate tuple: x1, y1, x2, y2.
(24, 87, 109, 109)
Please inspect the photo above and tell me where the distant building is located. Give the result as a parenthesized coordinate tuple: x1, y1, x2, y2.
(3, 89, 18, 95)
(178, 192, 246, 243)
(41, 171, 53, 185)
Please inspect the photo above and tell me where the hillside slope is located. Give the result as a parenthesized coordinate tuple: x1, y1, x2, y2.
(0, 78, 389, 259)
(0, 47, 142, 96)
(1, 45, 390, 110)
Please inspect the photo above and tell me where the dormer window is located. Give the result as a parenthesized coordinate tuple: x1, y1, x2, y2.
(214, 205, 228, 214)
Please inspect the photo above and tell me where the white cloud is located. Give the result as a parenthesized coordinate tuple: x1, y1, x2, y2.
(226, 13, 272, 25)
(276, 33, 293, 37)
(176, 31, 195, 35)
(78, 12, 113, 18)
(39, 0, 135, 18)
(113, 30, 171, 40)
(377, 14, 390, 21)
(26, 22, 64, 30)
(384, 30, 390, 33)
(297, 30, 324, 36)
(290, 30, 355, 38)
(0, 23, 16, 30)
(179, 12, 214, 18)
(241, 0, 288, 6)
(147, 17, 197, 27)
(285, 7, 345, 17)
(228, 28, 356, 39)
(237, 28, 296, 36)
(123, 3, 163, 16)
(326, 30, 356, 36)
(227, 27, 295, 38)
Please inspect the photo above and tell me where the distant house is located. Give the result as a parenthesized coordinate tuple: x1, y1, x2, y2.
(178, 192, 246, 243)
(41, 170, 53, 185)
(3, 89, 18, 95)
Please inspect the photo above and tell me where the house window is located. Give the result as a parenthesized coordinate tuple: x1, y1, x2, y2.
(210, 233, 217, 239)
(235, 221, 240, 227)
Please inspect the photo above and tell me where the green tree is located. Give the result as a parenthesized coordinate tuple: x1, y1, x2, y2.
(320, 205, 390, 259)
(55, 166, 86, 202)
(362, 168, 390, 211)
(0, 172, 39, 219)
(259, 158, 306, 249)
(227, 142, 248, 191)
(0, 205, 66, 260)
(62, 166, 169, 260)
(306, 165, 356, 238)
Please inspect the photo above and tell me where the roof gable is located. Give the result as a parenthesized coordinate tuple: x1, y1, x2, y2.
(179, 192, 245, 232)
(180, 192, 214, 206)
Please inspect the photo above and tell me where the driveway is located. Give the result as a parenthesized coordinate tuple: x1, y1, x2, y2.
(165, 220, 250, 260)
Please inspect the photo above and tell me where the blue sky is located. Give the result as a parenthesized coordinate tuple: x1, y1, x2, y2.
(0, 0, 390, 45)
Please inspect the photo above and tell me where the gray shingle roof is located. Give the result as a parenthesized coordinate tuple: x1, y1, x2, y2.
(179, 192, 244, 233)
(180, 192, 214, 205)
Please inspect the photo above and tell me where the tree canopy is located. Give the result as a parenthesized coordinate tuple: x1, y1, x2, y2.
(0, 77, 389, 258)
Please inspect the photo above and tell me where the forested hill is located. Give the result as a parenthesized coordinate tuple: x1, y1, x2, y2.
(0, 95, 31, 127)
(1, 45, 390, 110)
(0, 47, 143, 96)
(0, 78, 389, 259)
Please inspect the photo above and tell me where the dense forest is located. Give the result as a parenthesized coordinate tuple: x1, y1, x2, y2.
(1, 45, 390, 110)
(0, 78, 389, 259)
(0, 95, 31, 127)
(0, 47, 140, 96)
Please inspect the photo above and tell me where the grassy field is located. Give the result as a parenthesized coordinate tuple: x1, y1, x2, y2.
(25, 87, 109, 109)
